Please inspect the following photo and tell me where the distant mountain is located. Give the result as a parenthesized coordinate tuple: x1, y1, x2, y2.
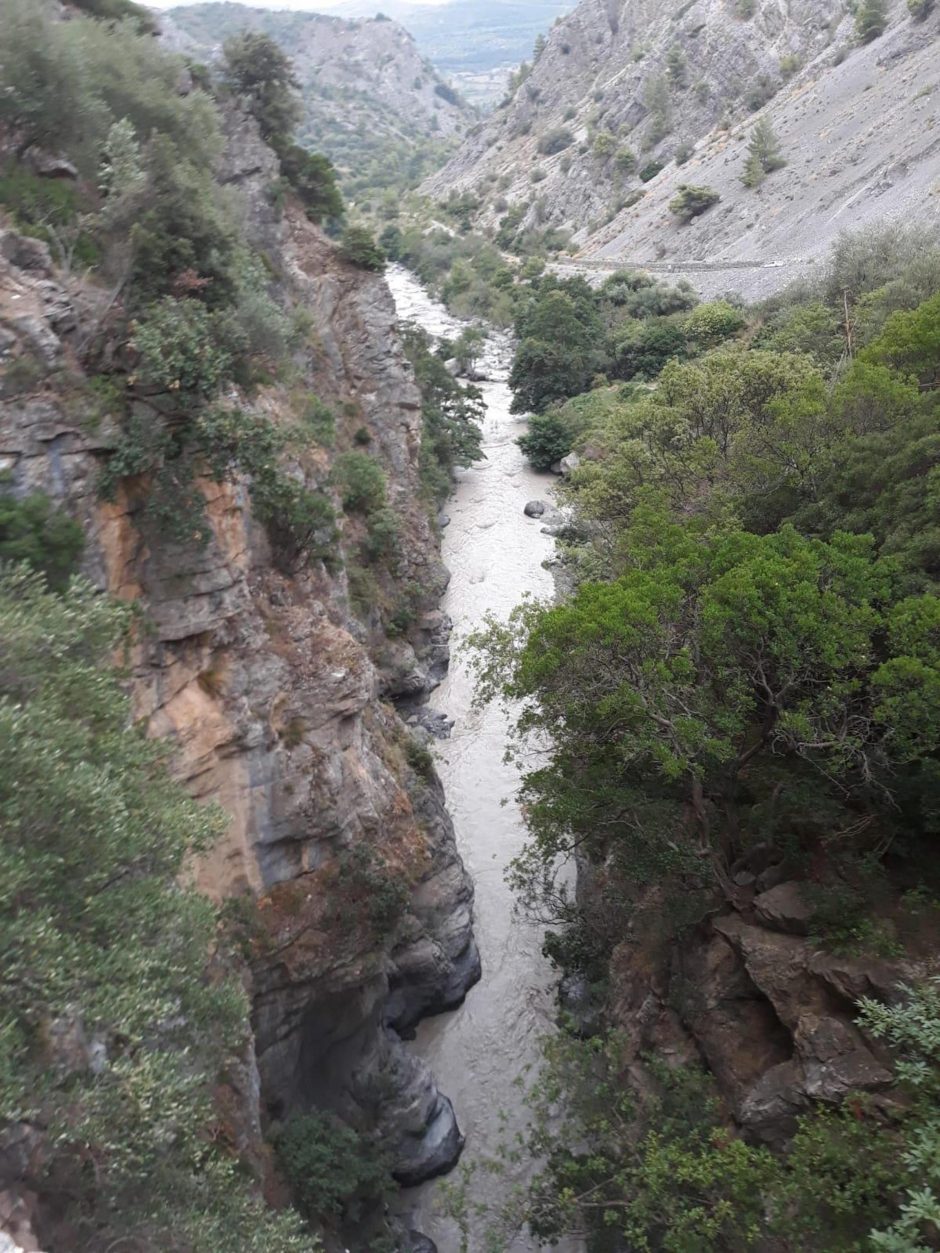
(161, 2, 476, 199)
(424, 0, 940, 299)
(322, 0, 577, 106)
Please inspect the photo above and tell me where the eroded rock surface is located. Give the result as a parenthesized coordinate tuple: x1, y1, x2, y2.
(0, 111, 478, 1191)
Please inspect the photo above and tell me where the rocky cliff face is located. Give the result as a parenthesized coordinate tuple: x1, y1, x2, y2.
(425, 0, 940, 299)
(0, 105, 479, 1215)
(596, 877, 912, 1147)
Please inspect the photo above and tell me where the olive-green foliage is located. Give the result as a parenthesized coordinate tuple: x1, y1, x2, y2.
(0, 491, 84, 590)
(400, 324, 484, 505)
(332, 451, 387, 515)
(0, 566, 314, 1252)
(278, 145, 344, 224)
(340, 225, 386, 271)
(276, 1111, 393, 1224)
(133, 297, 242, 398)
(684, 300, 746, 348)
(856, 0, 890, 41)
(472, 232, 940, 1248)
(908, 0, 934, 17)
(501, 1029, 919, 1252)
(742, 116, 786, 188)
(644, 73, 673, 144)
(222, 30, 301, 148)
(669, 183, 721, 222)
(0, 0, 221, 185)
(510, 280, 604, 413)
(508, 270, 705, 423)
(537, 127, 574, 155)
(517, 413, 576, 471)
(393, 222, 515, 325)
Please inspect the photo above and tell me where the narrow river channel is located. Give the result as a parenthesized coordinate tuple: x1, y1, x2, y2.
(386, 267, 581, 1253)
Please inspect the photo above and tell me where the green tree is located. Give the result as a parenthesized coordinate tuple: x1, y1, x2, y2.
(517, 412, 576, 470)
(279, 145, 344, 224)
(0, 492, 84, 590)
(742, 116, 786, 188)
(644, 73, 673, 143)
(855, 0, 890, 42)
(340, 224, 386, 271)
(510, 289, 602, 413)
(669, 184, 720, 222)
(400, 325, 484, 503)
(222, 30, 301, 148)
(0, 566, 314, 1252)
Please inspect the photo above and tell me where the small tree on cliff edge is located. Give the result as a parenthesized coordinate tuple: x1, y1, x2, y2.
(742, 116, 787, 188)
(222, 30, 301, 148)
(855, 0, 889, 43)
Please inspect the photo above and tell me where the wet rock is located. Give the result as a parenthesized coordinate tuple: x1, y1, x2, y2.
(753, 881, 814, 936)
(437, 512, 451, 529)
(524, 499, 548, 518)
(23, 149, 77, 181)
(405, 1233, 437, 1253)
(408, 708, 454, 740)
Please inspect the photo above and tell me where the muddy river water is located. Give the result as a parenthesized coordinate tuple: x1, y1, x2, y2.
(386, 267, 582, 1253)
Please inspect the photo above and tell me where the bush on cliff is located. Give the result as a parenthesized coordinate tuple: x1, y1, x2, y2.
(0, 491, 84, 590)
(668, 183, 721, 223)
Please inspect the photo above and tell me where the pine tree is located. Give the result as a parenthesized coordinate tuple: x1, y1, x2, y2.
(855, 0, 889, 43)
(741, 116, 786, 188)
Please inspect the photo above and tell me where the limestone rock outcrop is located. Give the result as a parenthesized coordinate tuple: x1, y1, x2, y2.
(425, 0, 940, 300)
(0, 109, 479, 1194)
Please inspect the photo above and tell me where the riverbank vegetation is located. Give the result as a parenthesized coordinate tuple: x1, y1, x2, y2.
(472, 223, 940, 1249)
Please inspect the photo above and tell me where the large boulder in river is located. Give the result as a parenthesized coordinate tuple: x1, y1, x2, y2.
(524, 500, 548, 518)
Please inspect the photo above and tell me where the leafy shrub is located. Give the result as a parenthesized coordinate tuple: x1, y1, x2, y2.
(222, 30, 301, 148)
(340, 225, 386, 271)
(669, 183, 720, 222)
(279, 145, 343, 224)
(332, 451, 387, 514)
(0, 491, 84, 589)
(302, 396, 336, 446)
(252, 474, 336, 571)
(276, 1111, 392, 1224)
(742, 116, 787, 188)
(517, 412, 575, 470)
(592, 130, 617, 158)
(684, 300, 746, 348)
(639, 160, 664, 182)
(133, 297, 241, 398)
(674, 140, 694, 166)
(908, 0, 934, 17)
(70, 0, 156, 31)
(612, 319, 687, 379)
(856, 0, 889, 41)
(130, 135, 239, 308)
(538, 127, 574, 156)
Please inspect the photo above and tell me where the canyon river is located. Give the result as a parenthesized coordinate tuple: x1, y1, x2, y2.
(387, 268, 582, 1253)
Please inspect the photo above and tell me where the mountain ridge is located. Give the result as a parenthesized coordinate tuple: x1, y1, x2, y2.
(424, 0, 940, 299)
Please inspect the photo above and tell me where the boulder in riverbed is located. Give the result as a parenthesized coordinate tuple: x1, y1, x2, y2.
(524, 500, 548, 518)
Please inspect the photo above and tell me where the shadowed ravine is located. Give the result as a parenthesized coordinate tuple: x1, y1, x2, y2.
(386, 267, 583, 1252)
